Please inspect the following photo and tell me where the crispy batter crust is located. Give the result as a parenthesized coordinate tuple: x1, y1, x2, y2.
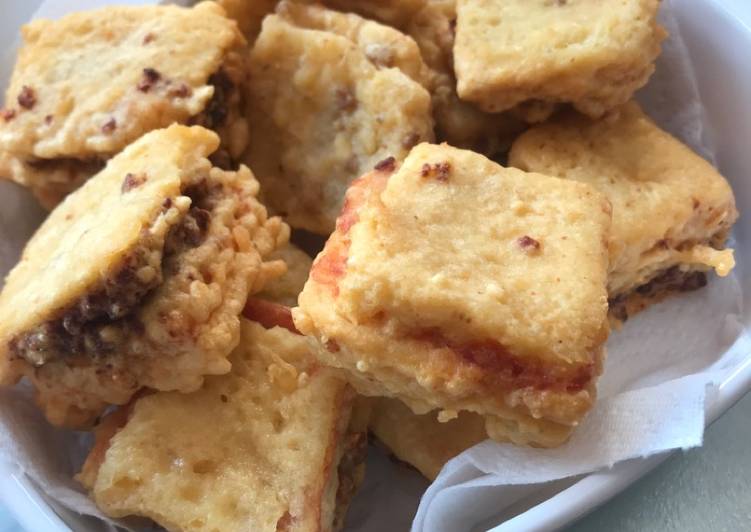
(256, 244, 313, 307)
(309, 166, 392, 296)
(321, 0, 426, 29)
(301, 0, 542, 153)
(244, 7, 433, 234)
(0, 126, 287, 427)
(454, 0, 666, 116)
(509, 102, 738, 320)
(295, 301, 598, 447)
(78, 321, 363, 532)
(296, 143, 611, 447)
(0, 3, 249, 206)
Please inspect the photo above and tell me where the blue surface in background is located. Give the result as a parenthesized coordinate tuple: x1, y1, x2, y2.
(0, 507, 20, 532)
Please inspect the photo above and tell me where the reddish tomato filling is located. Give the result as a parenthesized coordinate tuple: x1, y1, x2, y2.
(412, 328, 594, 393)
(242, 298, 300, 335)
(311, 168, 392, 297)
(311, 247, 348, 297)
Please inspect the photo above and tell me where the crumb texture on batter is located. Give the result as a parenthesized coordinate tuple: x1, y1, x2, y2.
(454, 0, 666, 116)
(509, 101, 738, 319)
(244, 3, 433, 234)
(257, 244, 314, 307)
(79, 321, 360, 532)
(295, 142, 611, 447)
(0, 2, 248, 206)
(0, 125, 288, 427)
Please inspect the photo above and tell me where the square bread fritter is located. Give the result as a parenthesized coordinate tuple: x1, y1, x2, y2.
(509, 102, 738, 321)
(244, 2, 434, 235)
(294, 143, 612, 447)
(454, 0, 666, 117)
(0, 3, 248, 208)
(369, 397, 487, 481)
(0, 125, 288, 427)
(78, 321, 365, 532)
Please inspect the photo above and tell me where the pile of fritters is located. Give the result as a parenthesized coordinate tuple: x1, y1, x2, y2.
(0, 1, 738, 530)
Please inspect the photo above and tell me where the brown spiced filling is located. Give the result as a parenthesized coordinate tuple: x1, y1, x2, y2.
(609, 266, 707, 322)
(189, 69, 240, 170)
(192, 70, 233, 131)
(9, 187, 213, 367)
(24, 158, 107, 207)
(26, 157, 105, 177)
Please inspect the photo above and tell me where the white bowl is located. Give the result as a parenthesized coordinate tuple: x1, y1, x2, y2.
(1, 1, 750, 531)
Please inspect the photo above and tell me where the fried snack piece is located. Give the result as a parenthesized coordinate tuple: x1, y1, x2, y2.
(294, 143, 612, 447)
(245, 5, 433, 234)
(322, 0, 426, 28)
(369, 398, 486, 480)
(405, 0, 530, 152)
(276, 1, 430, 86)
(0, 3, 249, 208)
(0, 125, 288, 427)
(79, 320, 365, 532)
(257, 244, 314, 307)
(216, 0, 278, 41)
(454, 0, 666, 117)
(509, 102, 738, 322)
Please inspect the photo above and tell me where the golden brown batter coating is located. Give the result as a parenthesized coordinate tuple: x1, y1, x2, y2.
(454, 0, 666, 116)
(294, 143, 612, 446)
(0, 126, 287, 427)
(0, 3, 249, 207)
(244, 5, 433, 234)
(509, 102, 737, 321)
(79, 321, 363, 532)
